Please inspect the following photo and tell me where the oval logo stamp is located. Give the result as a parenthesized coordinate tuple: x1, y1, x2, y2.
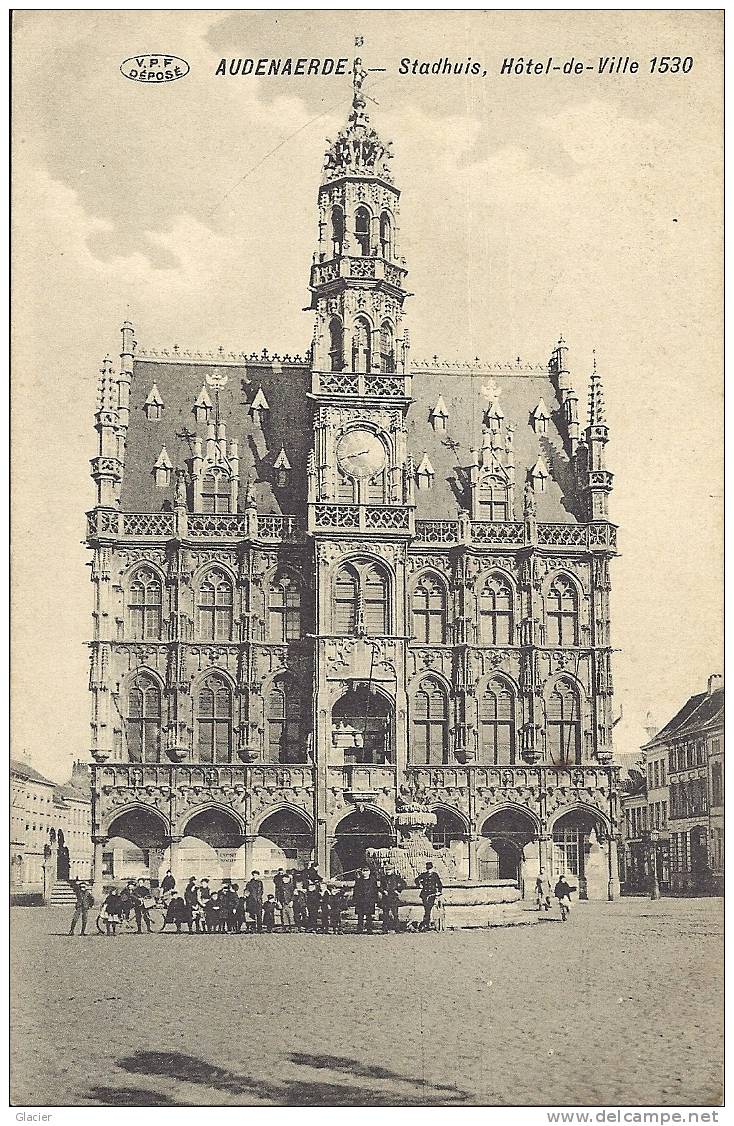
(120, 55, 190, 83)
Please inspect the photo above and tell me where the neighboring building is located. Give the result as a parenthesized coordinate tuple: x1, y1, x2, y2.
(86, 62, 621, 900)
(10, 759, 92, 899)
(619, 760, 647, 893)
(641, 675, 724, 894)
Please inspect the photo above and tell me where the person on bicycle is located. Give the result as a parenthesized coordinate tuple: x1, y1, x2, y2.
(554, 874, 576, 922)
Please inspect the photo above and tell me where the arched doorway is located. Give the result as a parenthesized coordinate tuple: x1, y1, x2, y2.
(181, 807, 245, 883)
(331, 809, 393, 878)
(106, 807, 169, 886)
(332, 686, 393, 764)
(551, 808, 608, 900)
(478, 809, 538, 886)
(254, 809, 313, 874)
(430, 808, 469, 880)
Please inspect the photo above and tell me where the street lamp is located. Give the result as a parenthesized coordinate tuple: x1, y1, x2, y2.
(648, 833, 657, 900)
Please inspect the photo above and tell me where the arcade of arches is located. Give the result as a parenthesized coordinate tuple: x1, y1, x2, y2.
(101, 801, 613, 899)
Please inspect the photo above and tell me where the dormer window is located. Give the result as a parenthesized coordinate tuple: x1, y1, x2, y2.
(144, 384, 164, 421)
(194, 386, 213, 424)
(355, 206, 371, 256)
(202, 469, 231, 513)
(531, 398, 551, 436)
(530, 456, 549, 493)
(153, 446, 173, 488)
(429, 395, 449, 432)
(273, 446, 292, 488)
(416, 453, 435, 491)
(478, 474, 509, 521)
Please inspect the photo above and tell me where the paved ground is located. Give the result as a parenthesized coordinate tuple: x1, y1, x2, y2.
(11, 897, 722, 1107)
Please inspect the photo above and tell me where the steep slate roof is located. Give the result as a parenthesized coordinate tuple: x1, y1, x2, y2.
(643, 687, 724, 749)
(10, 759, 55, 786)
(409, 361, 581, 522)
(53, 782, 91, 805)
(121, 358, 313, 514)
(123, 352, 583, 522)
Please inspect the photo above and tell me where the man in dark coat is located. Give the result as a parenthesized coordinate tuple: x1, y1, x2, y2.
(554, 874, 577, 922)
(352, 866, 379, 934)
(274, 868, 296, 931)
(245, 871, 264, 932)
(68, 879, 94, 935)
(161, 869, 176, 896)
(132, 878, 153, 933)
(305, 883, 321, 932)
(415, 862, 443, 931)
(379, 865, 407, 933)
(184, 878, 202, 933)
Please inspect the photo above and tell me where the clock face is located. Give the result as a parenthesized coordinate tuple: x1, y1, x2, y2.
(336, 429, 387, 479)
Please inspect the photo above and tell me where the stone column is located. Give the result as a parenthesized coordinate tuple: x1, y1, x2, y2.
(468, 834, 481, 882)
(167, 837, 183, 881)
(243, 833, 257, 879)
(607, 836, 620, 901)
(91, 836, 107, 904)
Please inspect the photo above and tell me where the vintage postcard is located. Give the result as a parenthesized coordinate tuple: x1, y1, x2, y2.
(10, 9, 723, 1112)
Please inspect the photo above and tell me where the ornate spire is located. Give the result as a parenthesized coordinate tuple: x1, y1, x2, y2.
(322, 42, 393, 183)
(587, 351, 607, 428)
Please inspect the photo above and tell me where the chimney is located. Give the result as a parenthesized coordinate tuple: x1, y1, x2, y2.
(707, 673, 723, 696)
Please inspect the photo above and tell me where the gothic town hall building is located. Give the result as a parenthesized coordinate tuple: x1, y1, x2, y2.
(87, 80, 621, 899)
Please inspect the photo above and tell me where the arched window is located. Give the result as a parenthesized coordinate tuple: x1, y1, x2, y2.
(546, 576, 579, 647)
(198, 570, 234, 641)
(197, 673, 232, 763)
(355, 206, 371, 256)
(412, 679, 449, 765)
(412, 574, 448, 644)
(479, 575, 514, 645)
(128, 568, 163, 640)
(201, 470, 231, 514)
(379, 211, 393, 259)
(352, 316, 372, 374)
(269, 573, 301, 642)
(363, 564, 388, 634)
(329, 317, 344, 372)
(334, 564, 359, 634)
(128, 675, 161, 763)
(333, 561, 389, 635)
(380, 321, 396, 373)
(547, 679, 581, 765)
(267, 678, 304, 763)
(478, 475, 508, 521)
(480, 679, 516, 765)
(331, 206, 344, 257)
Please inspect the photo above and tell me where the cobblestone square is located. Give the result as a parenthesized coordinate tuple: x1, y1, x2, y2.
(11, 897, 722, 1107)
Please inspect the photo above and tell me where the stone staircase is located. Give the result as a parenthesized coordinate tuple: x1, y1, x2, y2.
(49, 880, 78, 907)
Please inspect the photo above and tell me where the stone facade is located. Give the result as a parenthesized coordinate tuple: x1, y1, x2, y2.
(87, 67, 620, 900)
(10, 760, 92, 899)
(641, 675, 724, 895)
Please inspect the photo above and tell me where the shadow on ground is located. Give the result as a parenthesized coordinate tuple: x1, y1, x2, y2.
(110, 1049, 470, 1106)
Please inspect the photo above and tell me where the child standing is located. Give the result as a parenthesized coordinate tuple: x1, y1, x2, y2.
(263, 895, 277, 933)
(292, 887, 307, 932)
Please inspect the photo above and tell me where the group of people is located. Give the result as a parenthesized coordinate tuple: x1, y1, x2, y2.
(534, 870, 577, 921)
(69, 860, 446, 937)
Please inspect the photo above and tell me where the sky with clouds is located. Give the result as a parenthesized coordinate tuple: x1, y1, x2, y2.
(12, 10, 722, 780)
